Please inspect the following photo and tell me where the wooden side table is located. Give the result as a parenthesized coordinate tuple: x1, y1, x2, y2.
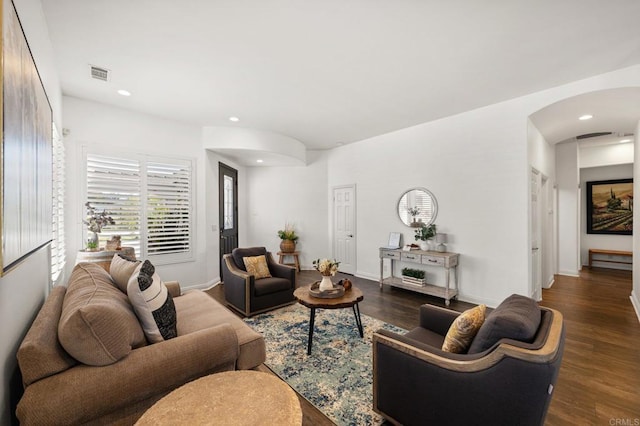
(136, 371, 302, 425)
(75, 247, 136, 272)
(293, 284, 364, 355)
(278, 251, 300, 272)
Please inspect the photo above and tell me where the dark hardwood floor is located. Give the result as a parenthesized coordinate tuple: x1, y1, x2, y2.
(207, 268, 640, 425)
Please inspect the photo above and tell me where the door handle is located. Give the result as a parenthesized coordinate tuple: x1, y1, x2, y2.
(531, 247, 539, 251)
(347, 234, 354, 238)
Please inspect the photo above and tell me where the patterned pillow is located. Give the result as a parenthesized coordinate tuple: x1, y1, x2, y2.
(127, 260, 177, 343)
(243, 255, 272, 279)
(442, 304, 486, 353)
(110, 253, 141, 293)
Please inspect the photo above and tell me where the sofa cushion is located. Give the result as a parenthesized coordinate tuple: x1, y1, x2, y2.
(243, 255, 272, 279)
(127, 260, 178, 343)
(468, 294, 541, 354)
(109, 253, 141, 293)
(174, 291, 266, 369)
(58, 263, 147, 366)
(17, 286, 77, 386)
(232, 247, 267, 271)
(442, 304, 486, 353)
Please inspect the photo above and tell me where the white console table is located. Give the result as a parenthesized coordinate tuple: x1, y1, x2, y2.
(379, 248, 459, 306)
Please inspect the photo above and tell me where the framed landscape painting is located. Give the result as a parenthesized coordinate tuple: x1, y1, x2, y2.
(586, 178, 633, 235)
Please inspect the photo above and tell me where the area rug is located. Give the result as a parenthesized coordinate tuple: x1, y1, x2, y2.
(244, 303, 405, 426)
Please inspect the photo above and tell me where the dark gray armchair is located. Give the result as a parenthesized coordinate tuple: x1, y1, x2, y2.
(373, 295, 565, 426)
(222, 247, 296, 316)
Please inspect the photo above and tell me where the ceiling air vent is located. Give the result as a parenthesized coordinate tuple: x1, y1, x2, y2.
(576, 132, 612, 140)
(90, 65, 110, 82)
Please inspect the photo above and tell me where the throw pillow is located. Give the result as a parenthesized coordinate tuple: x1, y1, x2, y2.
(442, 304, 486, 353)
(110, 253, 141, 293)
(468, 294, 541, 354)
(58, 263, 146, 366)
(243, 255, 272, 279)
(127, 260, 178, 343)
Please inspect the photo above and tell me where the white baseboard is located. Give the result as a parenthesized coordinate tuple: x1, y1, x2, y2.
(457, 293, 501, 309)
(183, 277, 221, 292)
(557, 270, 579, 278)
(355, 271, 379, 282)
(543, 276, 555, 289)
(631, 291, 640, 325)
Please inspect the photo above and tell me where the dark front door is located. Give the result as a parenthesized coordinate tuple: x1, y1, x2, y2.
(219, 162, 238, 276)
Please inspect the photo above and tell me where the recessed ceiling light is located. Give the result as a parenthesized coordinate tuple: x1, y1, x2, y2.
(620, 139, 632, 143)
(117, 89, 131, 96)
(578, 114, 593, 121)
(256, 159, 263, 163)
(229, 116, 240, 122)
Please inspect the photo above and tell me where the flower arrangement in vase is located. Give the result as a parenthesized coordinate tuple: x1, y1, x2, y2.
(313, 258, 340, 291)
(414, 223, 436, 251)
(277, 223, 299, 253)
(83, 202, 115, 251)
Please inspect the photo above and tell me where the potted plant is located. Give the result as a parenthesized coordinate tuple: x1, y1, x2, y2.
(83, 202, 115, 251)
(414, 223, 436, 251)
(277, 223, 299, 253)
(408, 206, 421, 227)
(401, 267, 426, 287)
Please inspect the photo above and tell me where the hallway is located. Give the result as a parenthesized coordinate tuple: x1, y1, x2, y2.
(541, 268, 640, 424)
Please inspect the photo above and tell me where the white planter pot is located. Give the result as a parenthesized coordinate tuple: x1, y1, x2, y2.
(418, 241, 429, 251)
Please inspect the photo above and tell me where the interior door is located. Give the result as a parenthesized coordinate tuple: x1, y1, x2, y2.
(531, 169, 542, 300)
(219, 163, 238, 274)
(333, 185, 356, 275)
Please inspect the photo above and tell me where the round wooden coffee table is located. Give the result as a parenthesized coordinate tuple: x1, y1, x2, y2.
(293, 284, 364, 355)
(136, 371, 301, 425)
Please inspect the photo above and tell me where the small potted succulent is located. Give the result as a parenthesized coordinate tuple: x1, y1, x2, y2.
(277, 223, 299, 253)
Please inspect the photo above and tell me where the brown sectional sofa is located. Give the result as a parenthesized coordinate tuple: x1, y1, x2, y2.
(16, 262, 266, 425)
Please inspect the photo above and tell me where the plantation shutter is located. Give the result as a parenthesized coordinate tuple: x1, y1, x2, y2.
(86, 154, 142, 257)
(146, 160, 192, 256)
(51, 125, 65, 281)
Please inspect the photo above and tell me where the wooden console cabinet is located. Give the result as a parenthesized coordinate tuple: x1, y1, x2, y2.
(379, 248, 459, 306)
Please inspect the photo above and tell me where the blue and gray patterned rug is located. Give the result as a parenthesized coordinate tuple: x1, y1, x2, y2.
(244, 303, 405, 426)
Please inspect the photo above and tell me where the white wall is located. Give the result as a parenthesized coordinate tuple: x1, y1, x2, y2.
(633, 121, 640, 321)
(244, 151, 330, 268)
(63, 97, 215, 288)
(0, 0, 62, 423)
(527, 120, 556, 290)
(580, 143, 634, 169)
(580, 164, 634, 269)
(326, 100, 530, 306)
(556, 141, 581, 276)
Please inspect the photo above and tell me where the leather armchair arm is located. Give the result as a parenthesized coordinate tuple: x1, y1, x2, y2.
(419, 304, 459, 335)
(222, 254, 252, 314)
(267, 253, 296, 287)
(17, 324, 239, 425)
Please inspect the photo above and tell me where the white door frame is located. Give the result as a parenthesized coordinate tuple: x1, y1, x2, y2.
(332, 184, 357, 275)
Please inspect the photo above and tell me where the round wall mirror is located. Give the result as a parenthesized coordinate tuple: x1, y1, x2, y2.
(397, 188, 438, 227)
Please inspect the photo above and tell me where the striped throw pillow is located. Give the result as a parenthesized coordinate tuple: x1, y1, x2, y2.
(127, 260, 177, 343)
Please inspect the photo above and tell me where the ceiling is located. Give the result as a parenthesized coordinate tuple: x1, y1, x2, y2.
(41, 1, 640, 153)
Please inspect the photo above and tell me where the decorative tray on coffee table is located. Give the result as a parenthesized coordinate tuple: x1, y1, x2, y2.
(308, 281, 345, 299)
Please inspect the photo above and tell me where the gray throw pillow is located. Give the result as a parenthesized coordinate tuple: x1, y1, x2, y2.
(467, 294, 541, 354)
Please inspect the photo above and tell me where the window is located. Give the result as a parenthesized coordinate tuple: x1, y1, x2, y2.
(85, 152, 194, 264)
(51, 125, 65, 281)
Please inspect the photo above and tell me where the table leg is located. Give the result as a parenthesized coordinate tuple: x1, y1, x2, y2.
(307, 307, 316, 355)
(352, 304, 364, 338)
